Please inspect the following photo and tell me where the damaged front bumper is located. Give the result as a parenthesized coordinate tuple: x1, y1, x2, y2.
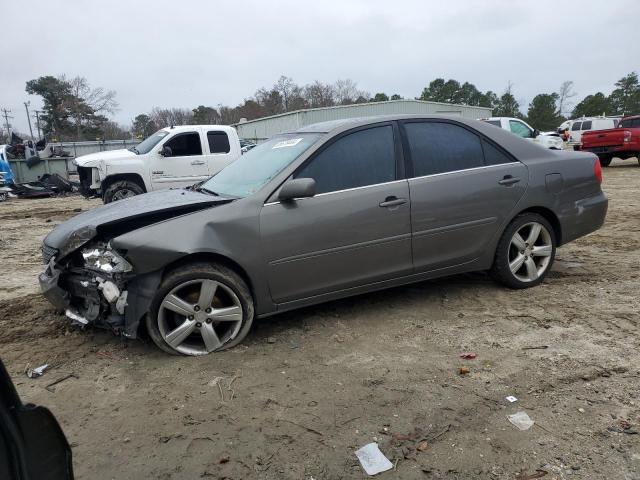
(39, 258, 133, 335)
(39, 244, 162, 339)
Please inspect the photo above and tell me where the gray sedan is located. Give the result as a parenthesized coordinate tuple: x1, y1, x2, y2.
(39, 115, 608, 355)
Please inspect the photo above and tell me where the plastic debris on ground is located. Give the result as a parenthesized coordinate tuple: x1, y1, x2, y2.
(459, 352, 476, 359)
(506, 395, 518, 403)
(65, 308, 89, 326)
(26, 364, 49, 378)
(355, 442, 393, 476)
(507, 411, 534, 431)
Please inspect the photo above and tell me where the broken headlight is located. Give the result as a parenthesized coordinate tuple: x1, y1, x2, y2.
(82, 246, 132, 273)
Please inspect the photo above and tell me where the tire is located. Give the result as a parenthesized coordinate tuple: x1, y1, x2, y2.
(146, 262, 255, 356)
(490, 213, 556, 289)
(103, 179, 144, 204)
(598, 155, 612, 167)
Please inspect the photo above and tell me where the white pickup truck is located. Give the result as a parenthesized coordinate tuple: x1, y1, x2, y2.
(75, 125, 241, 203)
(479, 117, 564, 150)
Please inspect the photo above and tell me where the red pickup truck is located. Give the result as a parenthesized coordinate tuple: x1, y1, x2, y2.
(581, 115, 640, 167)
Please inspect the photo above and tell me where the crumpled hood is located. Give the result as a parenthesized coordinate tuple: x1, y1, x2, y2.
(44, 189, 227, 259)
(75, 149, 134, 167)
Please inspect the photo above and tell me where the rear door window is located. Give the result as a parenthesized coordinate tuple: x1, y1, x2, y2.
(295, 125, 396, 194)
(404, 122, 485, 176)
(482, 140, 514, 166)
(207, 131, 231, 154)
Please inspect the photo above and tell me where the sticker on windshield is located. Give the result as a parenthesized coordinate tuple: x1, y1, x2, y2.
(272, 138, 303, 149)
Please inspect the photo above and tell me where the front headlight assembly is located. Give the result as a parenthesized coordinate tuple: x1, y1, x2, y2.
(82, 246, 133, 273)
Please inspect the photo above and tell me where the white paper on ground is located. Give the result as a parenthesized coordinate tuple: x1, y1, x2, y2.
(355, 442, 393, 475)
(506, 395, 518, 403)
(507, 411, 534, 431)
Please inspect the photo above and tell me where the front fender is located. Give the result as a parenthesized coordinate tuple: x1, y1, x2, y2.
(110, 199, 274, 315)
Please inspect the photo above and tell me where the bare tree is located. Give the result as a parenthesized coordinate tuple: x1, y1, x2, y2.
(274, 76, 296, 111)
(557, 80, 576, 118)
(68, 76, 118, 115)
(64, 76, 118, 140)
(333, 79, 368, 105)
(303, 81, 335, 108)
(150, 107, 194, 128)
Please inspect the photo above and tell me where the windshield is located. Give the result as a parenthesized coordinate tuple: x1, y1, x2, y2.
(201, 133, 321, 198)
(133, 130, 170, 154)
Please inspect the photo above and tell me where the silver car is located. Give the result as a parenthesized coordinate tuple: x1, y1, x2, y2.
(40, 115, 608, 355)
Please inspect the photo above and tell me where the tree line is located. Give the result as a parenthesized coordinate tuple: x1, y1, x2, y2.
(21, 72, 640, 141)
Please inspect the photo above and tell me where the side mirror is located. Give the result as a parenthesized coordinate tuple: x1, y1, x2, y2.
(160, 146, 173, 157)
(532, 129, 540, 138)
(278, 178, 316, 202)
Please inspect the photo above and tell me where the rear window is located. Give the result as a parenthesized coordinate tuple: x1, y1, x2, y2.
(581, 120, 592, 130)
(484, 120, 501, 127)
(620, 118, 640, 128)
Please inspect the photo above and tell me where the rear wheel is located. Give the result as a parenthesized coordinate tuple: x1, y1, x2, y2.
(491, 213, 556, 289)
(103, 180, 144, 203)
(598, 154, 612, 167)
(146, 262, 254, 356)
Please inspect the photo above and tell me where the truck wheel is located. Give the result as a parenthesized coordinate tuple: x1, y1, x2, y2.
(490, 213, 556, 289)
(103, 180, 144, 203)
(146, 262, 255, 356)
(598, 155, 612, 167)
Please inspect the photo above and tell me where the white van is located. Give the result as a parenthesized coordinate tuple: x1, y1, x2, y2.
(567, 117, 618, 144)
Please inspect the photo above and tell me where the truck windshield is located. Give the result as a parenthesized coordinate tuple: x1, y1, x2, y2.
(132, 130, 170, 154)
(201, 133, 321, 198)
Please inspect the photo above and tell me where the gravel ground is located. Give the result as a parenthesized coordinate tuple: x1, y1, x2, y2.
(1, 157, 639, 479)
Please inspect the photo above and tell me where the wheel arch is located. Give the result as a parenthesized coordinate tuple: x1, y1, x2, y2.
(513, 206, 563, 245)
(102, 173, 148, 193)
(159, 252, 255, 300)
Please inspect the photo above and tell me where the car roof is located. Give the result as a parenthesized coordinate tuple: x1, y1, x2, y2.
(295, 114, 487, 134)
(161, 125, 236, 133)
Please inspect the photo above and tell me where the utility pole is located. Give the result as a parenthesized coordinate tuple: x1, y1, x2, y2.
(33, 110, 42, 139)
(24, 102, 34, 139)
(1, 108, 12, 139)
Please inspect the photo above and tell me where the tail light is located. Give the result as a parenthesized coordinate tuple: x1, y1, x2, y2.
(623, 130, 632, 143)
(594, 158, 603, 184)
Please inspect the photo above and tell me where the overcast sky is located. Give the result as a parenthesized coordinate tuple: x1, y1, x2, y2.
(3, 0, 638, 134)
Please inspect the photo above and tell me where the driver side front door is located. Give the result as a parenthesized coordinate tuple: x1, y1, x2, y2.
(150, 131, 209, 190)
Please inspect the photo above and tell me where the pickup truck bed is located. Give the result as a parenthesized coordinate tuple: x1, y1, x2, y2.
(581, 116, 640, 167)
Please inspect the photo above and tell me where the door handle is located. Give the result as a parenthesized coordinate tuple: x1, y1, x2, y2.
(498, 175, 521, 186)
(379, 196, 407, 208)
(191, 160, 205, 165)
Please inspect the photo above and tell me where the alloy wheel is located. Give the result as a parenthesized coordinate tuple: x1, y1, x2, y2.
(111, 189, 137, 201)
(157, 279, 243, 355)
(508, 222, 553, 282)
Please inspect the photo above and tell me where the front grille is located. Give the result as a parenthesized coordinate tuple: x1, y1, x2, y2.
(42, 243, 59, 264)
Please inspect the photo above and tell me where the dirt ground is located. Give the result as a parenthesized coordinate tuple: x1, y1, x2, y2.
(1, 158, 639, 480)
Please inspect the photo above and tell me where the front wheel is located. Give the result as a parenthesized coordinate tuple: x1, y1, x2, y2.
(147, 262, 255, 355)
(103, 180, 144, 203)
(491, 213, 556, 289)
